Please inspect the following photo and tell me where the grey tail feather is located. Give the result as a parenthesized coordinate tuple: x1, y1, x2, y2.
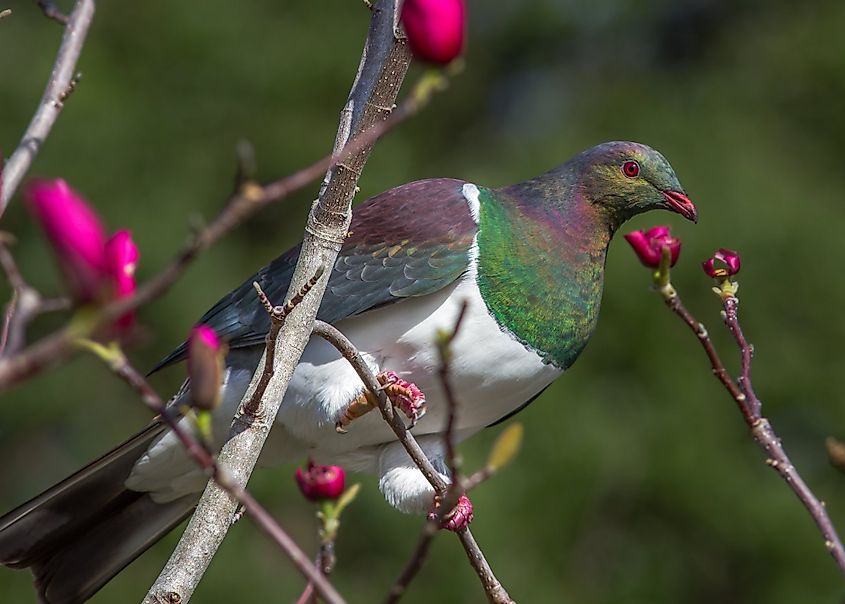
(0, 421, 198, 604)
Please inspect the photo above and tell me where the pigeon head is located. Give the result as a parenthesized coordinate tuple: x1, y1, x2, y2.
(574, 141, 698, 227)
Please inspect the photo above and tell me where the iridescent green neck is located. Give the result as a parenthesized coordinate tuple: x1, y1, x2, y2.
(474, 185, 611, 368)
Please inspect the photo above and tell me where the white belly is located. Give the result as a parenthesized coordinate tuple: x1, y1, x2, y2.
(275, 269, 562, 457)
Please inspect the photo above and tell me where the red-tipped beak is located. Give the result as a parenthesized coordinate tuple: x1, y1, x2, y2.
(662, 190, 698, 223)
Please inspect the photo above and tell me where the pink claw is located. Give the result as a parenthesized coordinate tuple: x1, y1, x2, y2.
(428, 494, 474, 532)
(379, 370, 426, 426)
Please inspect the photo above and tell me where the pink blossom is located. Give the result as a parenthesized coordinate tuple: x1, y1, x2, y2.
(702, 248, 741, 278)
(623, 225, 682, 268)
(26, 179, 110, 302)
(105, 230, 139, 329)
(401, 0, 466, 65)
(295, 459, 346, 502)
(187, 325, 224, 411)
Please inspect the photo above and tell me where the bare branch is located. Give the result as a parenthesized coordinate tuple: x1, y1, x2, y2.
(384, 521, 439, 604)
(35, 0, 69, 25)
(143, 267, 332, 603)
(0, 32, 445, 392)
(0, 233, 69, 356)
(659, 283, 845, 576)
(143, 4, 412, 600)
(312, 320, 515, 604)
(77, 342, 345, 604)
(243, 267, 324, 417)
(312, 320, 446, 491)
(436, 300, 469, 481)
(0, 0, 95, 214)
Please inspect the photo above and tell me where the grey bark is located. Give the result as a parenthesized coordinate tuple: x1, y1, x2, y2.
(1, 0, 96, 216)
(142, 2, 411, 602)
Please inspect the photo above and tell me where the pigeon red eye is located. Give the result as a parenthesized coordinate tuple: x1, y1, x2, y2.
(622, 161, 640, 178)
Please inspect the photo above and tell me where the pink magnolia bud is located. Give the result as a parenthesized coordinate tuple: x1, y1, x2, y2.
(187, 325, 225, 411)
(105, 230, 139, 329)
(623, 225, 682, 268)
(400, 0, 466, 65)
(26, 179, 110, 303)
(295, 459, 345, 502)
(702, 248, 741, 278)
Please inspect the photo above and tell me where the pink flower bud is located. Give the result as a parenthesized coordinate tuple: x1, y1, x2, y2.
(702, 248, 741, 278)
(105, 230, 139, 330)
(295, 459, 345, 502)
(187, 325, 225, 411)
(26, 179, 110, 303)
(401, 0, 466, 65)
(623, 225, 682, 268)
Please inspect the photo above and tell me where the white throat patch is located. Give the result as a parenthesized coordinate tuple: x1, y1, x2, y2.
(462, 183, 481, 224)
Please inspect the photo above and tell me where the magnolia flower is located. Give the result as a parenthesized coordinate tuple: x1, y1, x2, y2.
(26, 179, 110, 303)
(187, 325, 225, 411)
(295, 459, 346, 502)
(623, 225, 682, 268)
(702, 248, 741, 278)
(400, 0, 466, 65)
(105, 230, 139, 329)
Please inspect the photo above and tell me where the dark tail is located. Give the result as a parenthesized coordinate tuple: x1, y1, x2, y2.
(0, 421, 198, 604)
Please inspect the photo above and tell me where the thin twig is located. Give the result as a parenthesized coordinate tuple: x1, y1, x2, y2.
(1, 0, 95, 213)
(385, 303, 473, 604)
(721, 297, 762, 418)
(660, 291, 752, 424)
(462, 467, 495, 493)
(0, 233, 69, 356)
(143, 267, 332, 604)
(298, 480, 358, 604)
(142, 8, 415, 584)
(244, 267, 324, 416)
(312, 320, 447, 492)
(437, 300, 469, 484)
(311, 320, 515, 604)
(0, 59, 446, 392)
(455, 528, 514, 603)
(35, 0, 69, 24)
(661, 285, 845, 576)
(384, 522, 439, 604)
(295, 583, 315, 604)
(81, 343, 345, 604)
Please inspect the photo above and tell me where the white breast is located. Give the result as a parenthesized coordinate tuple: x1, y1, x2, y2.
(275, 250, 563, 458)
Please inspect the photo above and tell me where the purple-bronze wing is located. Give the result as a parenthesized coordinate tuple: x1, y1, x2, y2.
(151, 179, 478, 372)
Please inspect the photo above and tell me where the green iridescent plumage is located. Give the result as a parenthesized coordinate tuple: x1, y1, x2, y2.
(475, 185, 609, 368)
(475, 141, 691, 368)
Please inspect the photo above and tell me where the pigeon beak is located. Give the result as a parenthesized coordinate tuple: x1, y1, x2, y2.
(662, 190, 698, 223)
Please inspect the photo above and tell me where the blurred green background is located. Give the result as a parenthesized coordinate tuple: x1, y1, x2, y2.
(2, 0, 845, 602)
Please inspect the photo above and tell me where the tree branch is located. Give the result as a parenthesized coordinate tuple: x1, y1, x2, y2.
(312, 321, 446, 491)
(143, 3, 412, 601)
(661, 285, 845, 576)
(0, 21, 445, 392)
(0, 232, 69, 356)
(311, 320, 515, 604)
(77, 340, 345, 604)
(35, 0, 69, 25)
(0, 0, 95, 215)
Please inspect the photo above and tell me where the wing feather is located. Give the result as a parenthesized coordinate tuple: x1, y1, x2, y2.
(150, 178, 478, 373)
